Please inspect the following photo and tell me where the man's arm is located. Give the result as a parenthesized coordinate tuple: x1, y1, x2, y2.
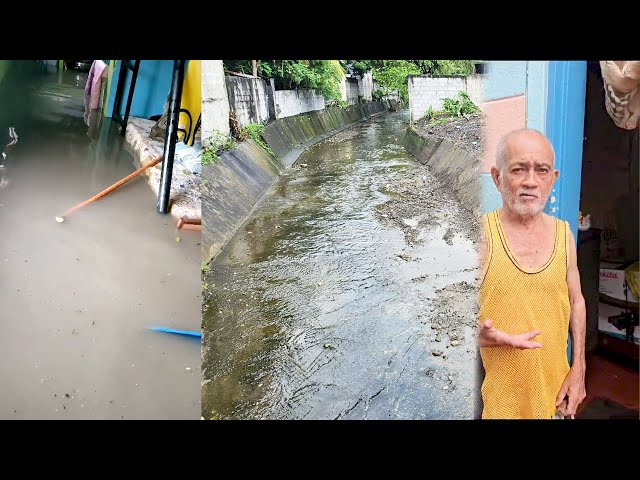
(556, 226, 587, 417)
(566, 227, 587, 370)
(479, 320, 543, 349)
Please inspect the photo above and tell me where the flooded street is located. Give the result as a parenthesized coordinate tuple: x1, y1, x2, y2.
(0, 64, 200, 419)
(202, 111, 479, 419)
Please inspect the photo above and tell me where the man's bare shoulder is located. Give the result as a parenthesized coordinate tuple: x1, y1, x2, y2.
(539, 212, 562, 230)
(541, 212, 573, 240)
(539, 212, 556, 222)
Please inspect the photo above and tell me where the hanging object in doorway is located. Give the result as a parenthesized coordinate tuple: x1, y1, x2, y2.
(85, 60, 109, 112)
(599, 61, 640, 130)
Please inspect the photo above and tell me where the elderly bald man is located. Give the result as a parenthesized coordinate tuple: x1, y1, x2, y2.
(478, 128, 586, 419)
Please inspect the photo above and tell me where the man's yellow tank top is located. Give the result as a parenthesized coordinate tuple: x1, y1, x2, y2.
(479, 210, 571, 419)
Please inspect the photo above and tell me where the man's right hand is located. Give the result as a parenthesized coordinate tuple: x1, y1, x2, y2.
(479, 320, 543, 349)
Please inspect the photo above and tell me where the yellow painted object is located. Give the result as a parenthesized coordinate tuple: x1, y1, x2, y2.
(102, 60, 116, 117)
(178, 60, 201, 145)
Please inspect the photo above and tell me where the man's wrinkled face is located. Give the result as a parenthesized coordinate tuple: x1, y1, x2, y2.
(492, 133, 559, 217)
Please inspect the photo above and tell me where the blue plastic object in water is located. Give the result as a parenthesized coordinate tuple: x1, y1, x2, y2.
(149, 326, 202, 338)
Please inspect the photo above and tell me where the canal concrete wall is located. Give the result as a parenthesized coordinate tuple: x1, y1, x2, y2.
(404, 127, 481, 217)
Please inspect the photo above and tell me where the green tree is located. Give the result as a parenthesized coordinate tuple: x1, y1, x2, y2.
(222, 60, 480, 105)
(339, 60, 382, 76)
(422, 60, 477, 75)
(370, 60, 479, 103)
(223, 60, 344, 101)
(371, 60, 421, 103)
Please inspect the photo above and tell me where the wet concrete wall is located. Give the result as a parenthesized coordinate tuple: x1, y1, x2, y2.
(201, 139, 282, 262)
(345, 77, 360, 104)
(404, 128, 481, 217)
(202, 61, 230, 139)
(357, 72, 373, 101)
(274, 89, 325, 119)
(202, 100, 391, 262)
(225, 76, 271, 127)
(408, 74, 485, 123)
(225, 75, 329, 122)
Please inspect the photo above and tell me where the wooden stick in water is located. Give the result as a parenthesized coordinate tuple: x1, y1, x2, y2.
(177, 217, 201, 230)
(56, 157, 162, 223)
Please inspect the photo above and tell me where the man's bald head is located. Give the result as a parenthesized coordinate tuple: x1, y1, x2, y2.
(491, 128, 559, 218)
(495, 129, 555, 173)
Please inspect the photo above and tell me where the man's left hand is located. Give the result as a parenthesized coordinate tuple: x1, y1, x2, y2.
(555, 366, 586, 418)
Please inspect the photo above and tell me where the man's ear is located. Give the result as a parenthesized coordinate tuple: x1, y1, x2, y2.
(491, 166, 501, 189)
(552, 169, 559, 185)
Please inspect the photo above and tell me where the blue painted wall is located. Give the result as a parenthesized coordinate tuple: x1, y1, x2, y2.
(481, 176, 503, 213)
(484, 61, 527, 101)
(544, 61, 587, 240)
(525, 61, 548, 133)
(106, 60, 185, 120)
